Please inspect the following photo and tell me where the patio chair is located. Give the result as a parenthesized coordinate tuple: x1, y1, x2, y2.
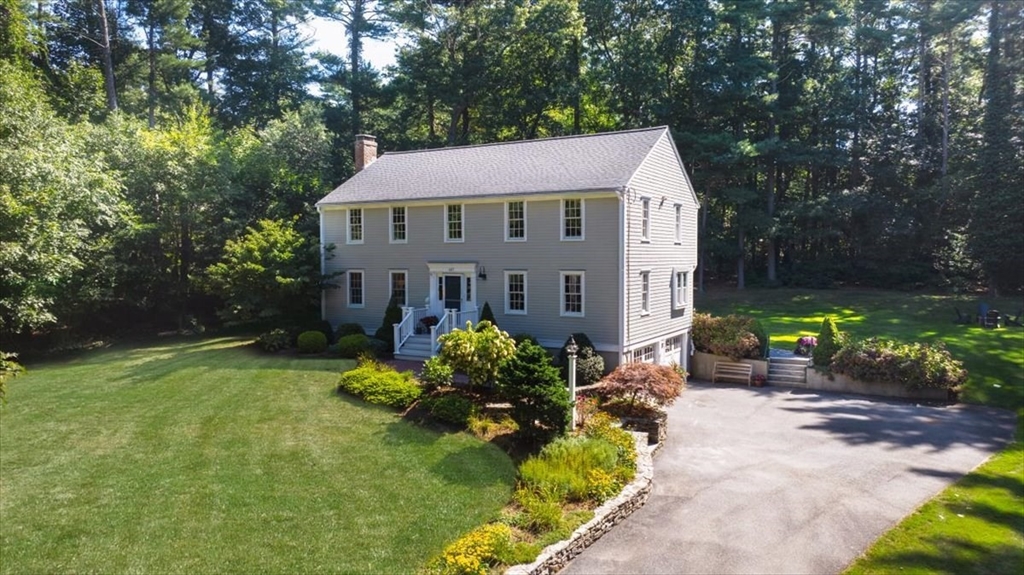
(977, 303, 990, 326)
(1005, 309, 1023, 328)
(983, 309, 1002, 329)
(954, 307, 972, 325)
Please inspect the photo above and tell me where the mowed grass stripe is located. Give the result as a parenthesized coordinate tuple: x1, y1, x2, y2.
(0, 337, 515, 574)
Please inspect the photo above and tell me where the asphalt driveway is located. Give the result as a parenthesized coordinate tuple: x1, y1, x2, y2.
(562, 383, 1017, 574)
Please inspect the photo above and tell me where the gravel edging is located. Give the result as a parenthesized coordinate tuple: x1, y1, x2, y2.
(505, 432, 656, 575)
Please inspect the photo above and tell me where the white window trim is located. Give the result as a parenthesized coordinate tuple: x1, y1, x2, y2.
(348, 270, 365, 308)
(389, 269, 408, 307)
(674, 204, 682, 244)
(560, 198, 585, 241)
(673, 269, 689, 309)
(504, 200, 527, 242)
(390, 206, 407, 244)
(346, 208, 364, 245)
(444, 204, 464, 243)
(640, 270, 651, 316)
(641, 197, 651, 242)
(559, 270, 585, 317)
(504, 270, 528, 315)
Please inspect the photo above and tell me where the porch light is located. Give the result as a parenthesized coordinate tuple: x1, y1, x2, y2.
(478, 266, 487, 280)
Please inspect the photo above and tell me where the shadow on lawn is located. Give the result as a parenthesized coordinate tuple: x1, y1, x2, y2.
(779, 393, 1018, 453)
(860, 539, 1023, 575)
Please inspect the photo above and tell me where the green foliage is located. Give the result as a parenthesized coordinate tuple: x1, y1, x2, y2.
(297, 330, 328, 354)
(420, 393, 479, 427)
(518, 436, 623, 503)
(421, 356, 455, 389)
(337, 363, 422, 409)
(558, 333, 606, 386)
(0, 350, 25, 403)
(831, 338, 968, 390)
(512, 333, 539, 346)
(438, 321, 516, 387)
(511, 488, 565, 533)
(557, 332, 594, 367)
(335, 323, 366, 338)
(427, 523, 514, 575)
(478, 301, 497, 326)
(374, 297, 403, 351)
(335, 334, 386, 359)
(496, 340, 571, 444)
(581, 412, 638, 475)
(813, 316, 846, 367)
(206, 219, 325, 324)
(256, 328, 291, 352)
(692, 313, 767, 360)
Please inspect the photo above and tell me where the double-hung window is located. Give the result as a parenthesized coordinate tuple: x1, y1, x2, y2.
(641, 198, 650, 241)
(504, 271, 527, 314)
(347, 208, 363, 244)
(348, 270, 364, 307)
(674, 270, 689, 308)
(390, 207, 407, 243)
(445, 204, 463, 242)
(505, 201, 526, 241)
(640, 271, 651, 315)
(561, 199, 584, 240)
(389, 270, 407, 307)
(560, 271, 584, 317)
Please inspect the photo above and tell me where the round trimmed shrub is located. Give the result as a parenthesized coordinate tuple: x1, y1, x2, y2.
(421, 393, 478, 426)
(335, 323, 366, 338)
(297, 330, 327, 354)
(336, 334, 371, 358)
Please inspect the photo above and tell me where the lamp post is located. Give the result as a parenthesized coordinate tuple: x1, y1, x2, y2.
(566, 335, 578, 430)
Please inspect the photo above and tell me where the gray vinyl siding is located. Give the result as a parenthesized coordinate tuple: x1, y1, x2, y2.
(623, 132, 699, 354)
(322, 196, 621, 348)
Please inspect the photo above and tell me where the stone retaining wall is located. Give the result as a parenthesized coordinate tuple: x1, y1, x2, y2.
(804, 369, 951, 401)
(505, 432, 655, 575)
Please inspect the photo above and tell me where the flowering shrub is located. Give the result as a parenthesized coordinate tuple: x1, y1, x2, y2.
(439, 321, 516, 386)
(431, 523, 513, 575)
(256, 328, 291, 352)
(830, 338, 967, 390)
(692, 313, 768, 360)
(794, 336, 817, 356)
(600, 363, 685, 409)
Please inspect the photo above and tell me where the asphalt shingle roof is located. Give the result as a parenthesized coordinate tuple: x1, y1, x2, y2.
(317, 126, 669, 206)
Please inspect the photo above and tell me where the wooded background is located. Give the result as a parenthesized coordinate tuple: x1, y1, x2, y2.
(1, 0, 1021, 341)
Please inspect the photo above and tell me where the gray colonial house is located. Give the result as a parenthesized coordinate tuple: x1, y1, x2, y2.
(316, 126, 699, 369)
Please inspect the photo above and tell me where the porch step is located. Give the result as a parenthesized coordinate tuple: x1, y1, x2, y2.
(768, 356, 810, 386)
(395, 335, 433, 359)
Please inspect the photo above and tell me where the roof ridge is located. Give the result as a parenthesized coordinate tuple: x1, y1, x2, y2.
(381, 126, 668, 157)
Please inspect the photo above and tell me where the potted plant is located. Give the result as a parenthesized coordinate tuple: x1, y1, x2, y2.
(794, 336, 817, 357)
(751, 374, 767, 387)
(417, 315, 439, 334)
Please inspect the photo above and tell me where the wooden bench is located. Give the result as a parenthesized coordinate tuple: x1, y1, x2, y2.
(712, 361, 753, 386)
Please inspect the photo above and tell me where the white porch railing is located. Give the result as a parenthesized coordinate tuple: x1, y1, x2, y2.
(393, 306, 430, 352)
(430, 309, 453, 354)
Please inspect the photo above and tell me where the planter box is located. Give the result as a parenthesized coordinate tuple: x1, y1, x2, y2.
(691, 351, 768, 381)
(805, 369, 950, 401)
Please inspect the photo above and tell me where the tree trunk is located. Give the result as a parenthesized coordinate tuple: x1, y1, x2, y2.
(736, 227, 745, 290)
(349, 0, 365, 135)
(147, 21, 156, 128)
(96, 0, 118, 111)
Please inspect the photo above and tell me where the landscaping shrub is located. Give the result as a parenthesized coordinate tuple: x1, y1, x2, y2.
(830, 338, 968, 390)
(557, 332, 594, 367)
(0, 350, 25, 403)
(691, 313, 767, 360)
(478, 301, 497, 327)
(438, 320, 516, 387)
(336, 334, 373, 358)
(335, 323, 366, 338)
(467, 412, 518, 441)
(518, 436, 621, 503)
(374, 297, 403, 351)
(337, 363, 422, 408)
(601, 362, 685, 410)
(496, 340, 570, 443)
(813, 316, 846, 367)
(581, 412, 637, 475)
(557, 333, 605, 386)
(512, 488, 565, 533)
(256, 328, 291, 352)
(428, 523, 514, 575)
(421, 393, 478, 426)
(512, 333, 539, 346)
(421, 356, 454, 389)
(308, 320, 335, 344)
(297, 330, 328, 354)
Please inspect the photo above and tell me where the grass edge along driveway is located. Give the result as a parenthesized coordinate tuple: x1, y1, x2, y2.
(0, 337, 515, 574)
(699, 288, 1023, 575)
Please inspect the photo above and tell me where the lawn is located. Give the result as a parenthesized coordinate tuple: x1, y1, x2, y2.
(0, 337, 516, 574)
(697, 288, 1024, 574)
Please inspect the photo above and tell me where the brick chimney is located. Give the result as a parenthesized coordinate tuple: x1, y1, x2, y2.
(354, 134, 377, 172)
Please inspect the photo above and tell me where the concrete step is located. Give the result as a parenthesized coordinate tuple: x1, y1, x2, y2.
(769, 368, 806, 378)
(768, 373, 808, 384)
(770, 356, 812, 366)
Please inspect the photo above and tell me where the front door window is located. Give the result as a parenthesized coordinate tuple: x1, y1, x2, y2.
(443, 275, 462, 311)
